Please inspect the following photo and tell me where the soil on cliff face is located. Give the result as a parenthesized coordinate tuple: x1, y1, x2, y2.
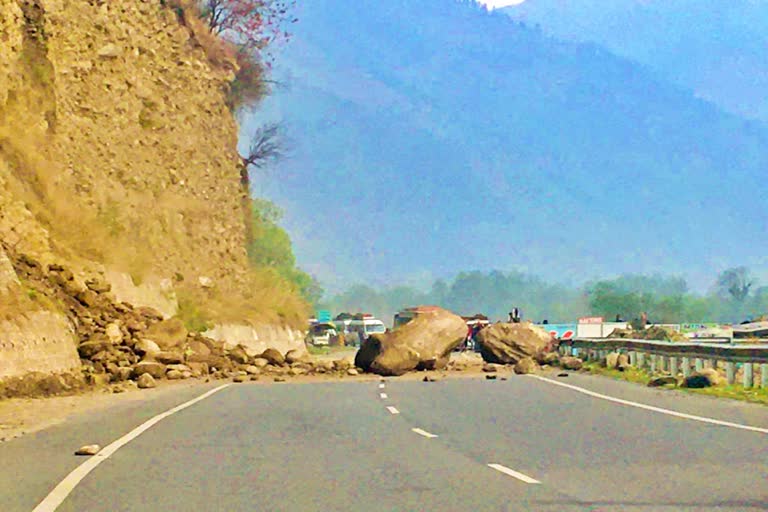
(0, 0, 308, 350)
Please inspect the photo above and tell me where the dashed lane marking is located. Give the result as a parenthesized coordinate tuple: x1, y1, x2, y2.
(380, 393, 388, 399)
(379, 383, 386, 389)
(487, 463, 541, 484)
(528, 375, 768, 435)
(386, 406, 400, 415)
(32, 384, 231, 512)
(411, 428, 438, 439)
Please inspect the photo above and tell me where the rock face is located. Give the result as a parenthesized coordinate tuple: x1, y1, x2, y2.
(475, 322, 552, 364)
(355, 307, 466, 376)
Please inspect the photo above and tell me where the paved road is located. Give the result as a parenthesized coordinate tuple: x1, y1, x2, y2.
(2, 373, 767, 511)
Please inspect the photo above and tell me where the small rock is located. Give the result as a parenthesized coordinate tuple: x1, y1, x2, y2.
(273, 376, 286, 382)
(244, 365, 261, 375)
(233, 375, 247, 383)
(198, 276, 214, 288)
(347, 368, 359, 376)
(97, 43, 121, 58)
(75, 444, 101, 456)
(648, 376, 678, 388)
(423, 374, 440, 382)
(252, 358, 269, 368)
(485, 374, 497, 380)
(289, 367, 307, 376)
(260, 348, 285, 366)
(557, 372, 569, 378)
(132, 361, 166, 379)
(134, 339, 161, 356)
(166, 370, 183, 380)
(250, 375, 260, 381)
(105, 323, 122, 344)
(513, 357, 539, 375)
(560, 356, 583, 370)
(137, 373, 156, 389)
(285, 349, 309, 364)
(482, 364, 498, 373)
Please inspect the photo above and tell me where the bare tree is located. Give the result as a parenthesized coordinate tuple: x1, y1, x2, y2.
(239, 122, 285, 185)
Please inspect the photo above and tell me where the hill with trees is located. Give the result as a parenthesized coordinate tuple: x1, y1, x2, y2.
(250, 0, 768, 292)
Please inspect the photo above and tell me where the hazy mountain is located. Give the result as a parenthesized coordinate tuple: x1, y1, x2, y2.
(502, 0, 768, 121)
(244, 0, 768, 293)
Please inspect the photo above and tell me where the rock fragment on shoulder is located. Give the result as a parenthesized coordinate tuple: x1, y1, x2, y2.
(75, 444, 101, 456)
(136, 373, 156, 389)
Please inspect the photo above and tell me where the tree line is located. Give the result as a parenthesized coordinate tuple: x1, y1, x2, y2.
(320, 267, 767, 326)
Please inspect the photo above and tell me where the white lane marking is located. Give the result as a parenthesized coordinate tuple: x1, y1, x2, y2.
(412, 428, 438, 438)
(528, 375, 768, 435)
(487, 463, 541, 484)
(380, 393, 388, 399)
(386, 406, 400, 415)
(33, 384, 231, 512)
(379, 383, 386, 389)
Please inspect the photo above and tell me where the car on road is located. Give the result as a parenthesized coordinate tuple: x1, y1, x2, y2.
(305, 322, 339, 346)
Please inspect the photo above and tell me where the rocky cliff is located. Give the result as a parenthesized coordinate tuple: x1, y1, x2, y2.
(0, 0, 307, 382)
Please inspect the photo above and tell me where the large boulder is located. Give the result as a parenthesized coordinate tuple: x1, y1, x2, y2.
(682, 368, 722, 388)
(355, 307, 466, 376)
(475, 322, 552, 364)
(514, 357, 539, 375)
(260, 348, 285, 366)
(143, 318, 188, 350)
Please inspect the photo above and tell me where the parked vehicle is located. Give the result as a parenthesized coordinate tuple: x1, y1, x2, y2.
(347, 314, 386, 346)
(305, 322, 338, 346)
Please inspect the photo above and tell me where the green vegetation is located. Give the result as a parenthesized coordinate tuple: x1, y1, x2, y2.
(176, 293, 214, 333)
(583, 362, 768, 406)
(247, 198, 323, 306)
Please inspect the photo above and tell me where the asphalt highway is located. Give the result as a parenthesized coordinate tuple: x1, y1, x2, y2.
(2, 373, 767, 511)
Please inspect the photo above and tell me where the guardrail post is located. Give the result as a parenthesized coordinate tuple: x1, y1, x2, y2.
(681, 357, 691, 379)
(669, 356, 678, 375)
(743, 363, 754, 388)
(650, 354, 657, 373)
(629, 351, 637, 366)
(636, 352, 645, 369)
(761, 364, 768, 389)
(694, 358, 704, 372)
(726, 362, 736, 385)
(707, 359, 717, 369)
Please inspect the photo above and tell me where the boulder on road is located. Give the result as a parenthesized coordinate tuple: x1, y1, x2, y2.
(514, 357, 539, 375)
(285, 349, 309, 365)
(560, 356, 583, 371)
(137, 373, 156, 389)
(475, 322, 552, 365)
(648, 376, 678, 387)
(132, 361, 166, 379)
(355, 306, 466, 376)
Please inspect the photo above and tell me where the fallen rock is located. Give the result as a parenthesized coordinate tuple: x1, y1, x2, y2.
(105, 323, 123, 344)
(273, 376, 286, 382)
(133, 339, 161, 356)
(166, 364, 192, 373)
(78, 338, 113, 359)
(355, 306, 466, 376)
(285, 349, 309, 365)
(110, 367, 133, 382)
(648, 376, 678, 387)
(557, 372, 569, 378)
(244, 365, 261, 375)
(617, 354, 630, 370)
(333, 358, 353, 372)
(346, 368, 359, 376)
(143, 318, 188, 350)
(166, 370, 184, 380)
(475, 322, 552, 364)
(485, 374, 497, 380)
(482, 364, 499, 373)
(423, 374, 440, 382)
(560, 356, 583, 371)
(75, 444, 101, 456)
(252, 358, 270, 368)
(132, 361, 166, 379)
(153, 351, 184, 365)
(136, 373, 156, 389)
(233, 375, 247, 383)
(260, 348, 285, 366)
(513, 357, 539, 375)
(682, 368, 721, 388)
(228, 345, 250, 365)
(537, 352, 560, 366)
(605, 352, 620, 369)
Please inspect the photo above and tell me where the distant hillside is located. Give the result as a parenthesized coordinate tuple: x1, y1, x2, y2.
(247, 0, 768, 291)
(502, 0, 768, 121)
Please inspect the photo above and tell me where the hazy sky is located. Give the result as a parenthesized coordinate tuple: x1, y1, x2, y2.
(480, 0, 526, 7)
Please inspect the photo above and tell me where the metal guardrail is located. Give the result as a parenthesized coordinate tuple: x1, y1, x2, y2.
(559, 337, 768, 388)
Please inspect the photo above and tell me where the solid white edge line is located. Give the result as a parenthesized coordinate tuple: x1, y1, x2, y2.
(380, 393, 388, 399)
(411, 428, 438, 438)
(527, 375, 768, 435)
(386, 406, 400, 415)
(32, 384, 231, 512)
(487, 463, 541, 484)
